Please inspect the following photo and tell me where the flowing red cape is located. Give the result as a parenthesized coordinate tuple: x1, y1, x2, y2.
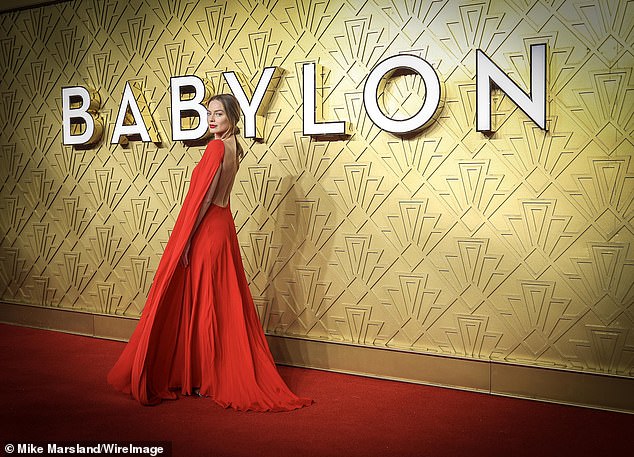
(107, 139, 224, 405)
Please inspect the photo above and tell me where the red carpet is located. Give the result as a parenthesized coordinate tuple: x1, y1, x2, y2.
(0, 322, 631, 457)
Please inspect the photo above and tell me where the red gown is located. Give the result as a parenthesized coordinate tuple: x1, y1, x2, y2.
(107, 139, 313, 411)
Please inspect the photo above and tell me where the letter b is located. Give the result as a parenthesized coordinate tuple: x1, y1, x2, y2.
(62, 86, 102, 145)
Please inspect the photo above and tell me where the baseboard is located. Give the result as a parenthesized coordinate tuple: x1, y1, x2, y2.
(1, 301, 632, 414)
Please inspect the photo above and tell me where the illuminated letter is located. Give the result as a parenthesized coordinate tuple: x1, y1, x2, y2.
(303, 63, 350, 137)
(364, 55, 441, 134)
(170, 75, 211, 141)
(224, 67, 281, 139)
(62, 86, 103, 145)
(476, 43, 547, 132)
(111, 82, 159, 144)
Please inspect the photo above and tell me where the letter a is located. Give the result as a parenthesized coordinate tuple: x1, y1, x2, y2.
(111, 82, 153, 144)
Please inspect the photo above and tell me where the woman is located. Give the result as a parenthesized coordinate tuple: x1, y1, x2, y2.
(107, 94, 313, 412)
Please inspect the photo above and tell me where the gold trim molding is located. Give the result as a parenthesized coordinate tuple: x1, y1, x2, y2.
(1, 301, 632, 414)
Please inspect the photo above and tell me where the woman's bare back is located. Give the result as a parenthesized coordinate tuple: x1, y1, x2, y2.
(211, 136, 238, 208)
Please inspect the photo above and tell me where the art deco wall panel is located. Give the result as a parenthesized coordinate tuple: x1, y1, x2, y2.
(0, 0, 632, 379)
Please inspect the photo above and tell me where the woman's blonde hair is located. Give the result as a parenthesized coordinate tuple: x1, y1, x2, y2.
(208, 93, 244, 162)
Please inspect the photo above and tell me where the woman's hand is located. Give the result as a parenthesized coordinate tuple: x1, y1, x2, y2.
(181, 240, 191, 268)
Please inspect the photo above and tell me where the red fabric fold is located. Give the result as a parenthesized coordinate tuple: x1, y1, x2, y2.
(107, 139, 225, 405)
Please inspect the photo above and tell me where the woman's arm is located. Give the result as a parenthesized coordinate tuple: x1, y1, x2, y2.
(180, 165, 222, 267)
(192, 169, 220, 234)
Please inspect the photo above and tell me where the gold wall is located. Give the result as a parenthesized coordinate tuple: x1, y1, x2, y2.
(1, 0, 633, 379)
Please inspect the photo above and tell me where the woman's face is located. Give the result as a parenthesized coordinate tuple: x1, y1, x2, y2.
(207, 99, 232, 138)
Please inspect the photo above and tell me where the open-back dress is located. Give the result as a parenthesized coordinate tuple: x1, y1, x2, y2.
(107, 138, 313, 412)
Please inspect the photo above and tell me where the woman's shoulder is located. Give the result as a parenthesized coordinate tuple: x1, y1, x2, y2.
(195, 139, 224, 170)
(203, 138, 225, 158)
(206, 138, 225, 151)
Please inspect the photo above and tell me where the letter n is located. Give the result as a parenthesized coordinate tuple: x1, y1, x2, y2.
(476, 43, 547, 132)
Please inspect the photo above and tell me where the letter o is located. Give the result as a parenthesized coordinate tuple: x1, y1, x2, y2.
(363, 55, 441, 134)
